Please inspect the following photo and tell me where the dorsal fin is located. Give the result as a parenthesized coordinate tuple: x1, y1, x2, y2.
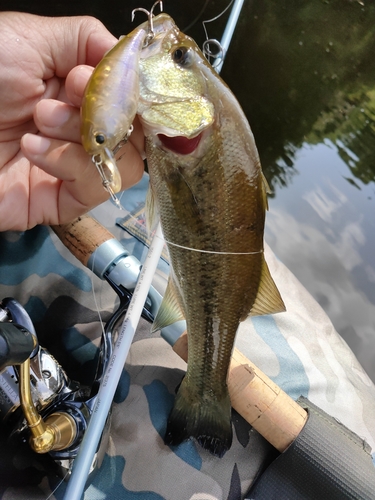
(152, 276, 185, 332)
(247, 257, 286, 318)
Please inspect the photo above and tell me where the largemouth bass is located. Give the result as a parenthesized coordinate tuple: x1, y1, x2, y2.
(137, 13, 286, 457)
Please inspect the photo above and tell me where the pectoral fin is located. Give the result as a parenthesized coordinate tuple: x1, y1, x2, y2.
(145, 185, 159, 233)
(246, 257, 286, 318)
(152, 276, 185, 332)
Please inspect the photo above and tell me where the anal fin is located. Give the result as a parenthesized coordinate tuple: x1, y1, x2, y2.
(248, 256, 286, 318)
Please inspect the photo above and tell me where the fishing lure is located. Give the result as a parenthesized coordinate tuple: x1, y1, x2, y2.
(81, 2, 163, 206)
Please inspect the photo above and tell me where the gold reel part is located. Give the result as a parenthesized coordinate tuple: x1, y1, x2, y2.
(19, 358, 77, 454)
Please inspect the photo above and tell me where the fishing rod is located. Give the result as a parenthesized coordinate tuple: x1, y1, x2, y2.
(216, 0, 245, 72)
(52, 213, 307, 455)
(60, 222, 164, 500)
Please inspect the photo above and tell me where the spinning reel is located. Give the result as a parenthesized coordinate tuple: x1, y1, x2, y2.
(0, 226, 159, 486)
(0, 297, 112, 483)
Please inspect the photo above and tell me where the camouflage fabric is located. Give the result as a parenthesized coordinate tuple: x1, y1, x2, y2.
(0, 173, 374, 499)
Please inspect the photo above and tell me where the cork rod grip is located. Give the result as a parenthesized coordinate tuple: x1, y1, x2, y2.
(51, 214, 115, 267)
(173, 332, 307, 452)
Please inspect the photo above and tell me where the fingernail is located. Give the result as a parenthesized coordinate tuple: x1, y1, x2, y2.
(22, 134, 51, 155)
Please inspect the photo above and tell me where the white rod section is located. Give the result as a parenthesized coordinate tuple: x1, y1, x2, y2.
(63, 223, 164, 500)
(216, 0, 245, 74)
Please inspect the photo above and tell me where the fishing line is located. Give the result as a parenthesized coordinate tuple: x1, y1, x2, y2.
(156, 232, 263, 255)
(202, 0, 235, 39)
(44, 469, 70, 500)
(201, 0, 235, 67)
(89, 251, 106, 338)
(117, 189, 127, 206)
(101, 201, 263, 257)
(182, 0, 210, 32)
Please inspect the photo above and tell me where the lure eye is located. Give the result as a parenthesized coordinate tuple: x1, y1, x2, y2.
(95, 134, 106, 145)
(172, 46, 193, 67)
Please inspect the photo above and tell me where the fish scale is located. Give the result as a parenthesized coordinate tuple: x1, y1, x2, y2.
(138, 13, 285, 457)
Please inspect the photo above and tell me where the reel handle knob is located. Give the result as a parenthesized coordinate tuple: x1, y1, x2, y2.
(0, 323, 36, 370)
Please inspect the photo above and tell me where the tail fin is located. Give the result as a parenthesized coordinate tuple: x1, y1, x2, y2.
(164, 381, 233, 458)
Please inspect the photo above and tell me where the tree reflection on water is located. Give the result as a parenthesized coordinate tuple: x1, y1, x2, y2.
(218, 0, 375, 190)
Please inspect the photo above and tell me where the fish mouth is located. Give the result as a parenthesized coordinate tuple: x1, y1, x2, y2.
(157, 133, 202, 155)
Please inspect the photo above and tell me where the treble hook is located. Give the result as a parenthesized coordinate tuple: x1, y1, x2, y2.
(132, 1, 163, 45)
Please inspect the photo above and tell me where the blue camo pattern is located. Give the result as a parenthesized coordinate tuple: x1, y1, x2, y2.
(0, 173, 374, 499)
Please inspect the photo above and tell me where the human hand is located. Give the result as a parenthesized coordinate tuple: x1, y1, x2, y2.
(0, 12, 145, 231)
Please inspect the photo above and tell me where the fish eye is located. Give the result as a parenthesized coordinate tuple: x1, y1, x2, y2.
(172, 46, 193, 67)
(95, 134, 106, 145)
